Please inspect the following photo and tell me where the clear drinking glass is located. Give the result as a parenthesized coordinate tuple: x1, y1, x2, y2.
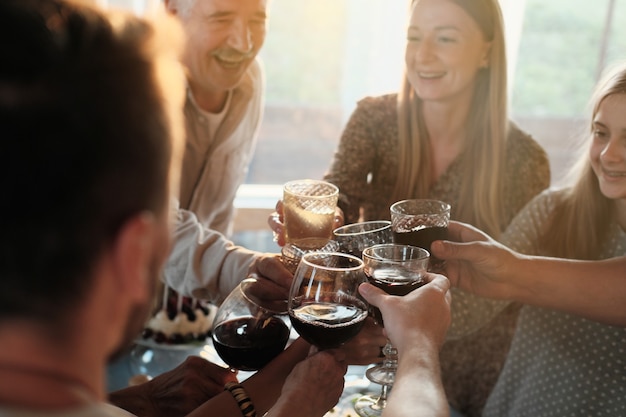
(333, 220, 393, 259)
(282, 179, 339, 246)
(390, 199, 450, 272)
(211, 278, 291, 371)
(280, 237, 340, 275)
(354, 244, 430, 417)
(288, 252, 368, 350)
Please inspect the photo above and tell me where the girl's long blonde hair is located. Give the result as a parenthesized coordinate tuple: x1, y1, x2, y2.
(538, 63, 626, 259)
(393, 0, 508, 237)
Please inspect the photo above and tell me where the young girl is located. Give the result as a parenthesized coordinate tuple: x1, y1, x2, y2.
(449, 62, 626, 416)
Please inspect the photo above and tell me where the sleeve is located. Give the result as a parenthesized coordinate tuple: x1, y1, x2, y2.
(323, 97, 384, 224)
(446, 190, 557, 338)
(164, 204, 259, 305)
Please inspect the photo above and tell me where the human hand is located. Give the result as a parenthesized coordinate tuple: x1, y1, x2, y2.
(429, 221, 519, 299)
(269, 349, 347, 417)
(335, 317, 387, 365)
(109, 356, 237, 417)
(268, 200, 345, 247)
(358, 274, 451, 353)
(248, 254, 293, 302)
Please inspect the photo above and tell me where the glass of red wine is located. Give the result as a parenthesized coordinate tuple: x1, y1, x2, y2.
(354, 243, 430, 417)
(333, 220, 393, 259)
(288, 251, 369, 350)
(212, 277, 291, 372)
(390, 199, 450, 272)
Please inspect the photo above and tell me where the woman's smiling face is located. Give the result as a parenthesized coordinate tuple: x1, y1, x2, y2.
(590, 93, 626, 202)
(405, 0, 491, 105)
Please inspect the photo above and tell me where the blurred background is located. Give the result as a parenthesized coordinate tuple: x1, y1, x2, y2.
(102, 0, 626, 238)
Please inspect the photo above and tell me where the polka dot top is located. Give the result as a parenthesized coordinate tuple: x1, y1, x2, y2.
(456, 189, 626, 417)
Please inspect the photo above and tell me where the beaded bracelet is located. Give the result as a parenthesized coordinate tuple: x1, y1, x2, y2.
(224, 382, 257, 417)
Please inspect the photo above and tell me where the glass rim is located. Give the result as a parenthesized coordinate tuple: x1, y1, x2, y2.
(300, 251, 364, 271)
(333, 220, 392, 237)
(389, 199, 451, 215)
(239, 277, 289, 314)
(283, 179, 339, 198)
(362, 243, 430, 262)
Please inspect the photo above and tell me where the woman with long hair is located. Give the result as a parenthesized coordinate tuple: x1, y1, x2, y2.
(323, 0, 550, 415)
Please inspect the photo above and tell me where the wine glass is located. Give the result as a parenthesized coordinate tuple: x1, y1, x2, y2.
(354, 244, 430, 417)
(390, 199, 450, 272)
(211, 277, 291, 371)
(288, 251, 368, 350)
(333, 220, 393, 259)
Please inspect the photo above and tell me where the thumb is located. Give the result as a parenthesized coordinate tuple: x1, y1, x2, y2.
(431, 239, 475, 261)
(358, 282, 387, 307)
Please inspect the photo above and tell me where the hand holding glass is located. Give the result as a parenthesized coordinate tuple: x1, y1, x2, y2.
(354, 244, 430, 417)
(212, 278, 291, 371)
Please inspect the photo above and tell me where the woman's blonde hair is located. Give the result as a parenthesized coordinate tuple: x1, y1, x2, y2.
(393, 0, 508, 237)
(538, 62, 626, 259)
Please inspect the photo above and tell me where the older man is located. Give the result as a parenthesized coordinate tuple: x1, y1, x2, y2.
(166, 0, 268, 236)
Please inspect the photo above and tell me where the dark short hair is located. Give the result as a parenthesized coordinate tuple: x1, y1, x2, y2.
(0, 0, 172, 323)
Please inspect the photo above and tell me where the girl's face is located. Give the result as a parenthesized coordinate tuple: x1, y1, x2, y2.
(590, 93, 626, 202)
(405, 0, 491, 105)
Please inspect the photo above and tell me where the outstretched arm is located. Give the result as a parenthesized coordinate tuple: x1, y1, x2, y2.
(431, 221, 626, 326)
(359, 274, 452, 417)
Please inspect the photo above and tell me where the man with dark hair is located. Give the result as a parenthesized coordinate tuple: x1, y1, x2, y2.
(0, 0, 186, 413)
(0, 1, 347, 416)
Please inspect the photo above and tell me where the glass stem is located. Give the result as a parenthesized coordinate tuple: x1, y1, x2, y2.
(377, 383, 390, 407)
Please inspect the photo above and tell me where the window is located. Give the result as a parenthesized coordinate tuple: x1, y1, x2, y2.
(99, 0, 623, 196)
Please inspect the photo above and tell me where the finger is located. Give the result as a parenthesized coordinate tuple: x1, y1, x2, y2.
(358, 282, 388, 307)
(245, 275, 290, 310)
(430, 239, 485, 262)
(446, 221, 489, 243)
(255, 256, 293, 287)
(333, 207, 345, 228)
(425, 273, 451, 294)
(268, 211, 283, 232)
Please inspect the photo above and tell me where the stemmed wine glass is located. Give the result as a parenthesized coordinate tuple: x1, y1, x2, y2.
(354, 244, 430, 417)
(212, 277, 291, 371)
(333, 220, 393, 259)
(288, 252, 369, 350)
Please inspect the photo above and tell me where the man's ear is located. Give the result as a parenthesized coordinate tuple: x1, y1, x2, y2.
(110, 212, 158, 304)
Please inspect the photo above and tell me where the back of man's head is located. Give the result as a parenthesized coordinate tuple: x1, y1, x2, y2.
(0, 0, 183, 326)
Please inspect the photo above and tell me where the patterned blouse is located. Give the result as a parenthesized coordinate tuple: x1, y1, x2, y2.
(451, 190, 626, 417)
(324, 93, 551, 416)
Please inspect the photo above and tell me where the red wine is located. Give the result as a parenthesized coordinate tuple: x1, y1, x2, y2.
(289, 297, 368, 349)
(392, 226, 448, 270)
(366, 268, 426, 326)
(212, 316, 290, 371)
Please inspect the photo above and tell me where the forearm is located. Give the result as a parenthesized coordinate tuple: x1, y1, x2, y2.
(165, 208, 257, 304)
(509, 255, 626, 326)
(385, 341, 449, 417)
(186, 339, 310, 417)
